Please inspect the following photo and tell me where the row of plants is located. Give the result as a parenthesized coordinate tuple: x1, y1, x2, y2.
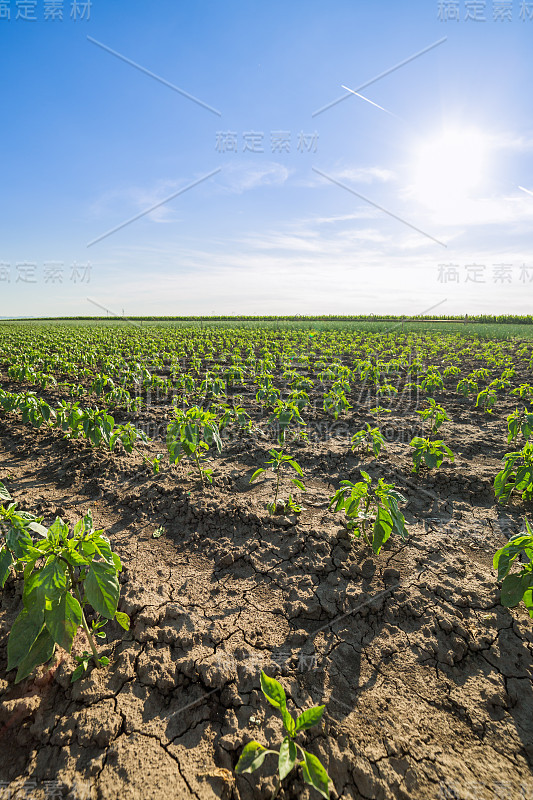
(1, 323, 529, 398)
(4, 378, 533, 511)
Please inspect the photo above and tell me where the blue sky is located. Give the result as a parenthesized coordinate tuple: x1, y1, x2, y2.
(1, 0, 532, 316)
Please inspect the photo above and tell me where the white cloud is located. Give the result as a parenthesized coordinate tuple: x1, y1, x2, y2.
(408, 192, 533, 229)
(88, 178, 195, 224)
(220, 161, 290, 193)
(332, 166, 397, 183)
(296, 165, 396, 190)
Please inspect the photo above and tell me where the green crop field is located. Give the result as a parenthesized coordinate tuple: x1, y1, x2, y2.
(1, 318, 532, 799)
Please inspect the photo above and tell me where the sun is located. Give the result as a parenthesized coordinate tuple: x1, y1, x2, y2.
(411, 127, 490, 211)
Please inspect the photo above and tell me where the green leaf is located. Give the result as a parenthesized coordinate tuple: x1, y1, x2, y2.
(501, 573, 529, 607)
(16, 510, 40, 523)
(0, 482, 12, 502)
(424, 451, 438, 468)
(7, 606, 45, 671)
(249, 468, 265, 484)
(84, 561, 120, 619)
(81, 540, 96, 561)
(71, 663, 85, 682)
(45, 592, 82, 652)
(345, 498, 359, 516)
(24, 560, 67, 610)
(301, 751, 330, 799)
(281, 707, 296, 736)
(260, 670, 286, 710)
(388, 501, 408, 540)
(494, 467, 512, 501)
(444, 445, 455, 461)
(28, 521, 48, 538)
(235, 741, 268, 774)
(64, 550, 90, 567)
(493, 546, 514, 580)
(15, 627, 56, 684)
(0, 547, 13, 588)
(278, 737, 297, 781)
(6, 519, 34, 560)
(372, 506, 393, 555)
(295, 705, 325, 732)
(287, 460, 304, 477)
(47, 517, 69, 543)
(115, 611, 130, 630)
(523, 588, 533, 617)
(93, 534, 118, 567)
(291, 478, 306, 492)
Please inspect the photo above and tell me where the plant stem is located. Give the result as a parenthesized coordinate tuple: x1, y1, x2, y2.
(274, 459, 282, 509)
(364, 495, 373, 546)
(194, 452, 204, 487)
(133, 444, 156, 471)
(80, 608, 101, 664)
(67, 564, 101, 666)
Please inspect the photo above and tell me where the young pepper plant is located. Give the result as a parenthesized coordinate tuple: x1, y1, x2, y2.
(475, 387, 497, 414)
(323, 388, 352, 421)
(110, 423, 162, 474)
(0, 390, 55, 428)
(493, 518, 533, 617)
(368, 405, 392, 428)
(506, 407, 533, 445)
(410, 437, 455, 474)
(0, 483, 46, 587)
(456, 377, 478, 398)
(54, 400, 85, 439)
(511, 384, 533, 401)
(78, 408, 115, 447)
(494, 442, 533, 503)
(214, 399, 255, 439)
(166, 405, 222, 486)
(270, 400, 308, 445)
(416, 398, 449, 435)
(250, 449, 306, 516)
(350, 424, 385, 458)
(235, 670, 330, 799)
(2, 504, 129, 684)
(328, 471, 408, 555)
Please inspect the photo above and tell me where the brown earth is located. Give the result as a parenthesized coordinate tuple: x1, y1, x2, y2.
(0, 365, 532, 800)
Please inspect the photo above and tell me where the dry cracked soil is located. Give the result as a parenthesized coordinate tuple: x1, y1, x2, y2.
(0, 378, 532, 800)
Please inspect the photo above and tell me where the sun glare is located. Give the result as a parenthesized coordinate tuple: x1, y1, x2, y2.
(412, 128, 490, 210)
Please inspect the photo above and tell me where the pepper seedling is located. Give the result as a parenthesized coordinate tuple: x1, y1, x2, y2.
(249, 449, 306, 516)
(235, 671, 331, 799)
(1, 489, 129, 684)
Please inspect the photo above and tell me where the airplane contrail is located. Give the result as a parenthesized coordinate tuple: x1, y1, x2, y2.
(341, 85, 401, 119)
